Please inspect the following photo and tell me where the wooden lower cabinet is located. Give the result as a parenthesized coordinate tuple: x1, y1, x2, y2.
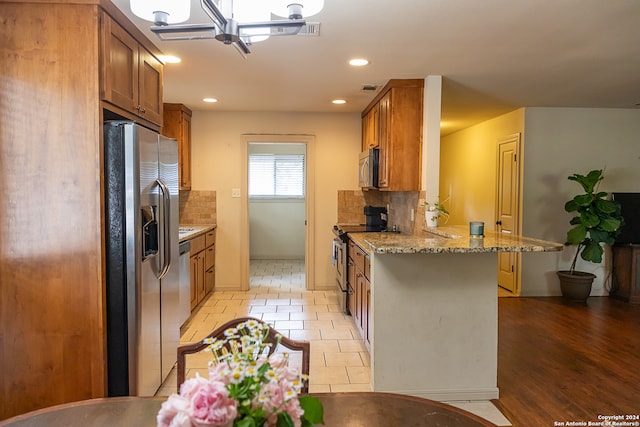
(188, 229, 216, 310)
(348, 238, 372, 350)
(365, 279, 371, 346)
(190, 256, 199, 309)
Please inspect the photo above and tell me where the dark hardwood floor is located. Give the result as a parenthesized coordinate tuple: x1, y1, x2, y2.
(494, 297, 640, 426)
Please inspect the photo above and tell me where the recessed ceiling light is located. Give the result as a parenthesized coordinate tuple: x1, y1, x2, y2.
(332, 99, 347, 105)
(203, 98, 218, 103)
(349, 58, 369, 67)
(159, 55, 181, 64)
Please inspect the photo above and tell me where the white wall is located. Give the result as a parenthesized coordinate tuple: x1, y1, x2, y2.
(521, 108, 640, 296)
(249, 200, 305, 259)
(190, 111, 361, 289)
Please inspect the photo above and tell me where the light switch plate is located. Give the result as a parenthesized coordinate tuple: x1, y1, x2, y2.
(232, 188, 241, 198)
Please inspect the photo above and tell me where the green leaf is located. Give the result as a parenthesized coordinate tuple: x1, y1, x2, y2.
(599, 217, 621, 232)
(580, 211, 600, 227)
(573, 193, 593, 207)
(299, 396, 324, 425)
(566, 224, 587, 245)
(595, 198, 618, 214)
(276, 412, 295, 427)
(569, 216, 581, 225)
(568, 169, 602, 193)
(588, 228, 608, 244)
(581, 240, 603, 263)
(564, 199, 579, 213)
(235, 417, 257, 427)
(257, 362, 271, 376)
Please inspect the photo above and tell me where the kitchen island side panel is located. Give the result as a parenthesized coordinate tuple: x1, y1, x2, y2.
(370, 251, 499, 401)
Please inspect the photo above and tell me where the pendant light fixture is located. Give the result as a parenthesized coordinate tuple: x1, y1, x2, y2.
(137, 0, 324, 57)
(130, 0, 191, 26)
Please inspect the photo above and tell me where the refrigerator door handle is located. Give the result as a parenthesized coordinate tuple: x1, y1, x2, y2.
(156, 178, 171, 279)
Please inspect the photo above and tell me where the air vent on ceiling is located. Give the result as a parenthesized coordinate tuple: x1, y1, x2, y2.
(298, 22, 320, 36)
(362, 84, 380, 91)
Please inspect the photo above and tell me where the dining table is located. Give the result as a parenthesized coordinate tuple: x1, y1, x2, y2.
(0, 392, 499, 426)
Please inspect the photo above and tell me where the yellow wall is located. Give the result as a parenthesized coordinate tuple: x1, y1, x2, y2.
(440, 109, 525, 228)
(190, 111, 361, 290)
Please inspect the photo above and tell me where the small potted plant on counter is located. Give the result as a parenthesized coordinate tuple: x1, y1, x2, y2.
(558, 169, 623, 302)
(424, 198, 449, 227)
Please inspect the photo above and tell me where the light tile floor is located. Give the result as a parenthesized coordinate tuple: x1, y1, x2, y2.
(157, 259, 511, 426)
(157, 259, 370, 396)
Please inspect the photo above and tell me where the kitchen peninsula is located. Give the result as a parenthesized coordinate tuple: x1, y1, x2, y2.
(348, 226, 562, 402)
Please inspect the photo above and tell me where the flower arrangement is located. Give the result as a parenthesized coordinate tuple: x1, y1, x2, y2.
(157, 320, 323, 427)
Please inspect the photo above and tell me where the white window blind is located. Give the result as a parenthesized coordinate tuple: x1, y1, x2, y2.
(249, 154, 305, 198)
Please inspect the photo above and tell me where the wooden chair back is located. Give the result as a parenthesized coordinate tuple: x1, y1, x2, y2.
(176, 316, 310, 393)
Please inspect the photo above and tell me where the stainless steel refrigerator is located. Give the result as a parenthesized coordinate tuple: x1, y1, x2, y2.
(104, 121, 180, 396)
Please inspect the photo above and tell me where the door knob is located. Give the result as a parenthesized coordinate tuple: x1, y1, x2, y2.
(496, 220, 502, 225)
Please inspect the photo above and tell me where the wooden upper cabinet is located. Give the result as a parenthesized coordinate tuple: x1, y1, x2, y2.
(361, 79, 423, 191)
(377, 91, 391, 188)
(138, 48, 163, 124)
(100, 12, 163, 126)
(361, 106, 379, 150)
(163, 103, 192, 190)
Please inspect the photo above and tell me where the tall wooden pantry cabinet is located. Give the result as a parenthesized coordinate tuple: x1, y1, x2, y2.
(0, 0, 164, 420)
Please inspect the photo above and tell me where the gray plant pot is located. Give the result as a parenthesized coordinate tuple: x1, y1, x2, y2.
(557, 270, 596, 302)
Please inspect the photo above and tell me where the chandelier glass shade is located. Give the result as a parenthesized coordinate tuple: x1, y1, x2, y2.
(130, 0, 191, 25)
(271, 0, 324, 19)
(233, 0, 272, 43)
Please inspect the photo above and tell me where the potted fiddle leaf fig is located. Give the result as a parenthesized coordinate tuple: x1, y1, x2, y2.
(558, 169, 623, 301)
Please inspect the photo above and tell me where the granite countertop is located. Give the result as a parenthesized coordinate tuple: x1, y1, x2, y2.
(179, 224, 216, 242)
(348, 225, 563, 255)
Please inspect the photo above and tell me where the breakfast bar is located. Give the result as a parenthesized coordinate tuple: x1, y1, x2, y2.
(347, 226, 562, 402)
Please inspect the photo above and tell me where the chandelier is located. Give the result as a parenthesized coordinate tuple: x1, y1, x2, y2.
(129, 0, 324, 56)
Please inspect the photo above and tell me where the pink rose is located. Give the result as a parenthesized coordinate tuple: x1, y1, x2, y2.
(188, 380, 237, 427)
(208, 362, 231, 385)
(157, 394, 192, 427)
(255, 380, 284, 417)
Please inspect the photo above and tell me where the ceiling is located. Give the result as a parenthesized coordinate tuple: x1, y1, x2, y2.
(111, 0, 640, 135)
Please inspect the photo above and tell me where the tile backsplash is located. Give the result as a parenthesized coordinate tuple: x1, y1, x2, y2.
(179, 190, 217, 225)
(337, 190, 384, 225)
(337, 190, 427, 234)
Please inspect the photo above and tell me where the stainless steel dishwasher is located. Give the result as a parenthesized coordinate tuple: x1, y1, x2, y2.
(178, 240, 191, 326)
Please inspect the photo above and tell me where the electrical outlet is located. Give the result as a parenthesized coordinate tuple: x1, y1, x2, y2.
(232, 188, 241, 198)
(411, 208, 415, 221)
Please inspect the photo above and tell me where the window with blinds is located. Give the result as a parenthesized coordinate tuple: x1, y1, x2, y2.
(248, 154, 305, 198)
